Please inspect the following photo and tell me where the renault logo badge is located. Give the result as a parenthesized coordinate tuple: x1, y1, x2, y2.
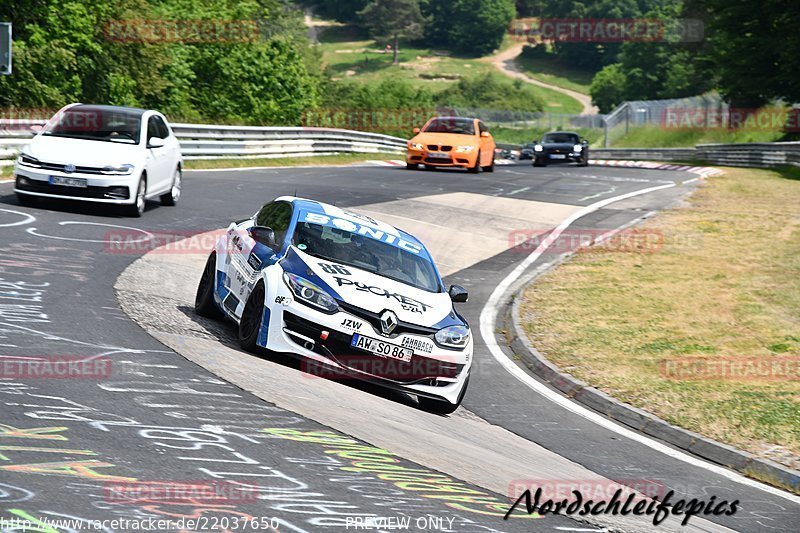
(380, 310, 398, 335)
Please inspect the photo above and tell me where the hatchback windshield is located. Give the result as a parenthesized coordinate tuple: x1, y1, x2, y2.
(293, 222, 441, 292)
(542, 133, 580, 144)
(423, 118, 476, 135)
(43, 106, 143, 144)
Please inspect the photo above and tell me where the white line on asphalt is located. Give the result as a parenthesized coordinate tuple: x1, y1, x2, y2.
(479, 180, 800, 504)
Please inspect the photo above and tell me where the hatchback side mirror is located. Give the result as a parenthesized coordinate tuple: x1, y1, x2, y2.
(249, 226, 276, 250)
(147, 137, 165, 148)
(448, 284, 468, 303)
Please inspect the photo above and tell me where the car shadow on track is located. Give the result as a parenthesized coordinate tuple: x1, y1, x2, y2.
(176, 305, 420, 410)
(0, 192, 158, 218)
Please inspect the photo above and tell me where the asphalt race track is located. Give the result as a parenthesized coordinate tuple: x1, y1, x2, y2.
(1, 161, 798, 532)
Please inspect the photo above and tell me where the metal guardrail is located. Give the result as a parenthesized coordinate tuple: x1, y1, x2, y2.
(0, 120, 406, 166)
(591, 143, 800, 168)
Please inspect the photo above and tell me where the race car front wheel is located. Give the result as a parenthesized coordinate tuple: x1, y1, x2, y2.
(239, 281, 266, 353)
(195, 252, 223, 319)
(418, 376, 470, 415)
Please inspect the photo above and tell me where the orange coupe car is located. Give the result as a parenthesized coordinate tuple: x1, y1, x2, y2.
(406, 116, 497, 173)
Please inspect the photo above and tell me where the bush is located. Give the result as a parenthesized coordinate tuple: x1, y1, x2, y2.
(425, 0, 515, 56)
(436, 73, 544, 112)
(590, 64, 626, 113)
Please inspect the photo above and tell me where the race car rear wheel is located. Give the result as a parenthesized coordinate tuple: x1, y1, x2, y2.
(533, 158, 547, 167)
(195, 252, 223, 319)
(239, 281, 266, 353)
(418, 376, 469, 415)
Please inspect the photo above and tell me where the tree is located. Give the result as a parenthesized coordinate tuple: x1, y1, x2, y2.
(589, 63, 625, 113)
(425, 0, 515, 56)
(358, 0, 425, 64)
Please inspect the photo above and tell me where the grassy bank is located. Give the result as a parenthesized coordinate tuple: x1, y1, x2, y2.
(316, 26, 582, 115)
(520, 167, 800, 469)
(613, 126, 786, 148)
(515, 52, 594, 95)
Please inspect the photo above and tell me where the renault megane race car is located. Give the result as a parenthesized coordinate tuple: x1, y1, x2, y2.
(195, 197, 472, 414)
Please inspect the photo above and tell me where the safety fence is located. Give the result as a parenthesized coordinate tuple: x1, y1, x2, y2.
(590, 142, 800, 168)
(0, 120, 406, 166)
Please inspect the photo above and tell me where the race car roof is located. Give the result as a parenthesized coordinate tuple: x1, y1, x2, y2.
(278, 196, 429, 256)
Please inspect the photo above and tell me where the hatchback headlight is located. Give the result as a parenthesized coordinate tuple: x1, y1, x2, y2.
(455, 145, 475, 153)
(534, 144, 543, 152)
(17, 154, 41, 168)
(102, 164, 135, 175)
(283, 272, 338, 313)
(573, 144, 583, 152)
(409, 142, 424, 150)
(435, 325, 470, 349)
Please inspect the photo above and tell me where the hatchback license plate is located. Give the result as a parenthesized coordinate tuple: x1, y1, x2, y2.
(351, 334, 412, 362)
(50, 176, 87, 188)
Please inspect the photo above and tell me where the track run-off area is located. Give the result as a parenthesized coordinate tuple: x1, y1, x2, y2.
(0, 160, 797, 532)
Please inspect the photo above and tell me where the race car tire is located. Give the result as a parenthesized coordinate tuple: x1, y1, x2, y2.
(239, 280, 266, 353)
(195, 252, 223, 319)
(468, 153, 481, 174)
(406, 162, 418, 170)
(482, 155, 495, 173)
(16, 192, 36, 207)
(125, 175, 147, 217)
(161, 166, 182, 206)
(424, 165, 436, 170)
(533, 158, 547, 167)
(418, 376, 470, 415)
(578, 155, 589, 167)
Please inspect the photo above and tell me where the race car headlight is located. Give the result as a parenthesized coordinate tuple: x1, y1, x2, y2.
(408, 142, 424, 150)
(534, 144, 543, 152)
(573, 144, 583, 152)
(283, 272, 338, 313)
(17, 154, 41, 168)
(101, 164, 135, 175)
(455, 145, 475, 153)
(435, 325, 470, 349)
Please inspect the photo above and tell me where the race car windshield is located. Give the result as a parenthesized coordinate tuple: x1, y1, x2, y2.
(542, 133, 579, 144)
(43, 106, 142, 144)
(293, 222, 441, 293)
(423, 118, 475, 135)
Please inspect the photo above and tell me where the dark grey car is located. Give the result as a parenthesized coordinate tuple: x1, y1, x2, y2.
(532, 131, 589, 167)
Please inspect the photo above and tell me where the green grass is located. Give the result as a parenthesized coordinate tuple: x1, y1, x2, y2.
(515, 52, 594, 95)
(613, 125, 786, 148)
(316, 26, 580, 115)
(183, 153, 397, 170)
(492, 126, 601, 146)
(520, 167, 800, 471)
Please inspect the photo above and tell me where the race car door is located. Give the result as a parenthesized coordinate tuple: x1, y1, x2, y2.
(225, 201, 293, 319)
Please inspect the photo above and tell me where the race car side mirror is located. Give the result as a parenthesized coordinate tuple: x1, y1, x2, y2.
(532, 139, 538, 144)
(480, 131, 490, 138)
(249, 226, 276, 250)
(448, 284, 469, 303)
(413, 127, 420, 134)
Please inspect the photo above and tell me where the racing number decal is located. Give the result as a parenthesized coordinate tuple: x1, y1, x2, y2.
(318, 262, 351, 276)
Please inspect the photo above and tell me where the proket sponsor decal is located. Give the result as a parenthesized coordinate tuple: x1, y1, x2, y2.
(332, 276, 431, 314)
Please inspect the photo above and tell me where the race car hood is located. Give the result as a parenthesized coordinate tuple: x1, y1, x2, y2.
(411, 132, 478, 147)
(281, 246, 456, 328)
(24, 134, 144, 167)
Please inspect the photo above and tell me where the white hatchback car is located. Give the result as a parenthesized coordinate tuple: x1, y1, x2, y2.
(14, 104, 183, 216)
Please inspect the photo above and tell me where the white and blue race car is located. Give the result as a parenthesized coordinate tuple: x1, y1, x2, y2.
(195, 197, 472, 414)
